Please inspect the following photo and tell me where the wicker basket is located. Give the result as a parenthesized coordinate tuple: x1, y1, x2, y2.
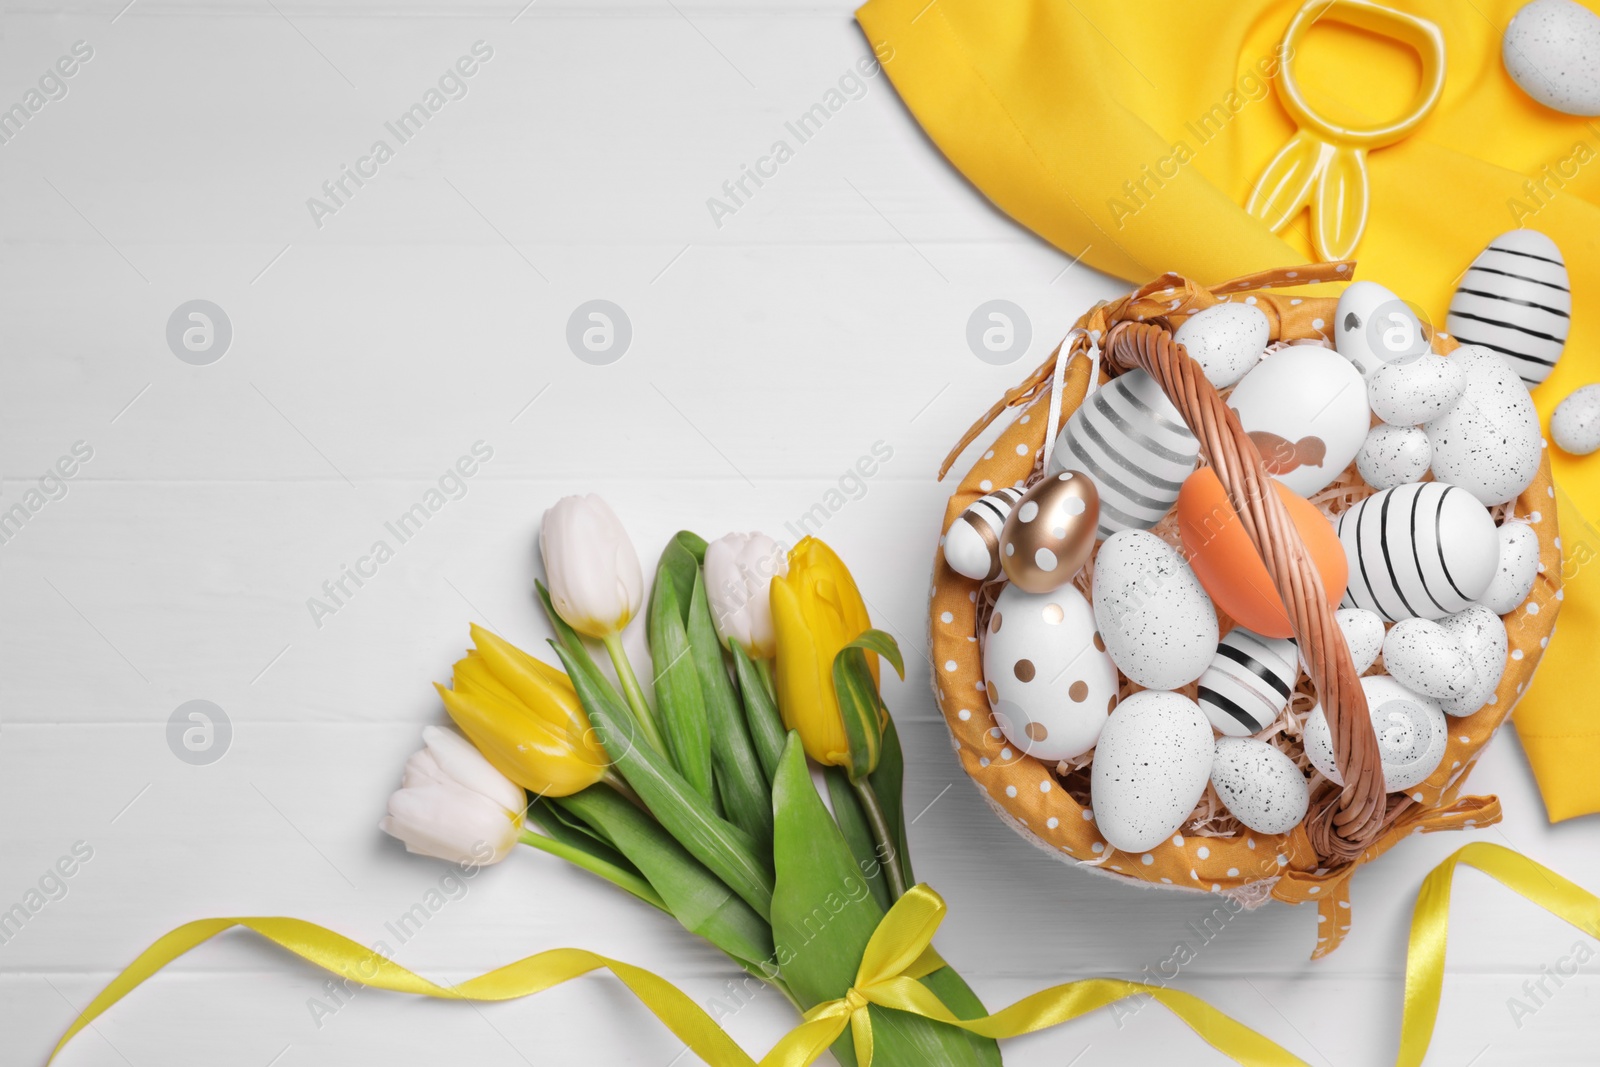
(932, 262, 1563, 957)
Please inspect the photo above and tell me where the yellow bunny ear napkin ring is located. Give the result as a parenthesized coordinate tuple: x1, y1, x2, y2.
(1246, 0, 1447, 261)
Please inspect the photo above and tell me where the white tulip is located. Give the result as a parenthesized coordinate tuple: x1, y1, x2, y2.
(704, 532, 788, 658)
(380, 726, 524, 866)
(539, 494, 644, 638)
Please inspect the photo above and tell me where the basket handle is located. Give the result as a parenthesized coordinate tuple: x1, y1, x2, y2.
(1104, 321, 1387, 864)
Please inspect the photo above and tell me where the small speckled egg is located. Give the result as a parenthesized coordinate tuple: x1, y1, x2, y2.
(945, 486, 1024, 581)
(1335, 280, 1429, 378)
(1503, 0, 1600, 116)
(1356, 423, 1432, 490)
(1092, 530, 1219, 690)
(1173, 302, 1270, 388)
(1090, 691, 1214, 853)
(983, 583, 1118, 760)
(1197, 628, 1300, 736)
(1424, 345, 1543, 506)
(1333, 607, 1385, 674)
(1337, 482, 1500, 621)
(1210, 737, 1310, 835)
(1381, 619, 1474, 702)
(1480, 522, 1540, 615)
(1551, 384, 1600, 456)
(1304, 675, 1448, 792)
(999, 471, 1099, 593)
(1368, 354, 1467, 426)
(1438, 605, 1509, 716)
(1229, 344, 1370, 496)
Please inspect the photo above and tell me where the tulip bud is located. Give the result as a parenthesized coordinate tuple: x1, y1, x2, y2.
(539, 494, 644, 638)
(380, 726, 524, 865)
(704, 532, 788, 658)
(770, 537, 880, 769)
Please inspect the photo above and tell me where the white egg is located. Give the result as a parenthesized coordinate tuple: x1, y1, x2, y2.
(1173, 303, 1269, 388)
(1438, 606, 1509, 716)
(1333, 607, 1385, 673)
(1228, 344, 1369, 496)
(1356, 423, 1432, 489)
(1092, 530, 1218, 689)
(1337, 481, 1500, 621)
(1304, 675, 1448, 792)
(1424, 345, 1543, 505)
(1090, 691, 1214, 853)
(945, 487, 1024, 581)
(983, 583, 1118, 761)
(1196, 628, 1299, 737)
(1480, 522, 1540, 615)
(1210, 737, 1309, 835)
(1048, 369, 1198, 538)
(1551, 384, 1600, 455)
(1447, 229, 1571, 386)
(1381, 619, 1474, 702)
(1335, 280, 1429, 379)
(1368, 354, 1467, 426)
(1503, 0, 1600, 116)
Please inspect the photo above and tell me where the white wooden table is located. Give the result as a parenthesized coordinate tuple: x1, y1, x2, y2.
(3, 3, 1597, 1064)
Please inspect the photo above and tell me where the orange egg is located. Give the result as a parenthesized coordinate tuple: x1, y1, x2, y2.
(1176, 468, 1348, 639)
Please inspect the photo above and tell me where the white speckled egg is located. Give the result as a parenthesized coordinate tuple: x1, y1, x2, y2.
(1304, 675, 1448, 792)
(1551, 384, 1600, 455)
(1382, 619, 1474, 701)
(1210, 737, 1310, 835)
(1504, 0, 1600, 116)
(1090, 691, 1214, 853)
(1480, 522, 1540, 615)
(1337, 481, 1501, 621)
(945, 486, 1024, 581)
(1092, 530, 1218, 689)
(1229, 344, 1369, 496)
(1424, 345, 1543, 505)
(1356, 423, 1432, 489)
(1335, 280, 1430, 378)
(1197, 628, 1299, 737)
(1048, 369, 1199, 538)
(1438, 605, 1509, 716)
(1334, 607, 1385, 673)
(1447, 230, 1571, 386)
(1368, 354, 1467, 426)
(983, 583, 1118, 761)
(1174, 302, 1269, 388)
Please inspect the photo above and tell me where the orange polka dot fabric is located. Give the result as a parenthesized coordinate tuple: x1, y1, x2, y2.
(930, 264, 1563, 957)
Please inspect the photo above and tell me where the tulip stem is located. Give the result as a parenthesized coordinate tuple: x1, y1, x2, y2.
(600, 633, 667, 755)
(851, 778, 908, 901)
(517, 828, 668, 912)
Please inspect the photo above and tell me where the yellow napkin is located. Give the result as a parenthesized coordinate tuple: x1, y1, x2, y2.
(857, 0, 1600, 820)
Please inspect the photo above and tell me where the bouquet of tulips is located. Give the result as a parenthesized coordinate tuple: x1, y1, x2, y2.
(381, 495, 1000, 1066)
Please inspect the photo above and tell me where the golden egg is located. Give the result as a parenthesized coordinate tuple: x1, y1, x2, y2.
(999, 470, 1100, 593)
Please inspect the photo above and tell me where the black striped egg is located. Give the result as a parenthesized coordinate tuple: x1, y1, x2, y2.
(1446, 229, 1570, 387)
(1046, 369, 1198, 539)
(1197, 628, 1300, 737)
(944, 486, 1024, 581)
(1336, 482, 1500, 622)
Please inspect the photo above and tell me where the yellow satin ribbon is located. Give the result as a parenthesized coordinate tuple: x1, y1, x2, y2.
(45, 843, 1600, 1067)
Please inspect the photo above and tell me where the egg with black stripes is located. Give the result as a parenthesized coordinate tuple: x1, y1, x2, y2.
(944, 486, 1024, 581)
(1336, 481, 1500, 622)
(1197, 628, 1300, 737)
(1446, 229, 1570, 387)
(1046, 368, 1199, 539)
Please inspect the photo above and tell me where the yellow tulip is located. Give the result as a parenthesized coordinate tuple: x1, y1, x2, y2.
(435, 628, 609, 798)
(770, 537, 879, 768)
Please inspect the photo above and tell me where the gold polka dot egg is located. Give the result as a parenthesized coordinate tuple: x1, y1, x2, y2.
(982, 582, 1117, 762)
(998, 470, 1099, 593)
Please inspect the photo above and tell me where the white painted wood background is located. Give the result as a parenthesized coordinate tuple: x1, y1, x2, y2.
(3, 2, 1597, 1064)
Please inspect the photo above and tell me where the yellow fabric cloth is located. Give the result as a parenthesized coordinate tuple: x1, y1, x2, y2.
(857, 0, 1600, 820)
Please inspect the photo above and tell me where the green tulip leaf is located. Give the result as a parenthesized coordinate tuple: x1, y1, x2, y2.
(871, 712, 914, 889)
(731, 642, 786, 786)
(849, 628, 905, 681)
(647, 575, 714, 802)
(832, 645, 884, 783)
